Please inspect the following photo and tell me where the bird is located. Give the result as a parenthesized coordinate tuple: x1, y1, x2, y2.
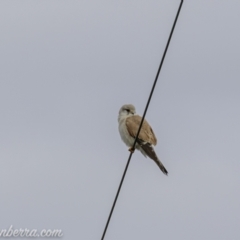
(118, 104, 168, 175)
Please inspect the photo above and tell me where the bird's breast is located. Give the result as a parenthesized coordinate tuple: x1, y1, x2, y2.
(118, 118, 134, 147)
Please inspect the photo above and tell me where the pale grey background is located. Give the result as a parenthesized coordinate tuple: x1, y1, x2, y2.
(0, 0, 240, 239)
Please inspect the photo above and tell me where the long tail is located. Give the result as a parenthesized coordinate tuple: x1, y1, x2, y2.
(137, 140, 168, 175)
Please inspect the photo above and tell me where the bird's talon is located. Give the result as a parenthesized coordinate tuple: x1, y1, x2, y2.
(128, 147, 135, 153)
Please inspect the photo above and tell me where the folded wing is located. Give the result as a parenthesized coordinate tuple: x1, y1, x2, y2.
(125, 115, 157, 145)
(126, 115, 168, 175)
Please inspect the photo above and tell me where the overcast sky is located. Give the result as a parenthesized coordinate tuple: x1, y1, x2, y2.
(0, 1, 240, 239)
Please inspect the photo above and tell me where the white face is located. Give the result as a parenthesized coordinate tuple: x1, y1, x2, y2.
(119, 104, 136, 116)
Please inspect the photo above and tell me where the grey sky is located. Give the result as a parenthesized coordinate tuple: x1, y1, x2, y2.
(0, 0, 240, 239)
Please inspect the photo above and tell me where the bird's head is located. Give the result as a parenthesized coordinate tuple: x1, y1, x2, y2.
(118, 104, 136, 121)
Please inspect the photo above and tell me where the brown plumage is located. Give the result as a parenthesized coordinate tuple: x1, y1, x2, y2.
(137, 140, 168, 175)
(125, 115, 168, 175)
(126, 115, 157, 145)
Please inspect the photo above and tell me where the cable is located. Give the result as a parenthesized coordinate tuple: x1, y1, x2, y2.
(101, 1, 184, 239)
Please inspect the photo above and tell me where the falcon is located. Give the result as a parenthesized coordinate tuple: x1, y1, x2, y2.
(118, 104, 168, 175)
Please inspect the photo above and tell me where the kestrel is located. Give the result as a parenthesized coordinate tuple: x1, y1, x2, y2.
(118, 104, 168, 175)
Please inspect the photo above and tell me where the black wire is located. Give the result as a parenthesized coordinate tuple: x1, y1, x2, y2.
(101, 1, 184, 239)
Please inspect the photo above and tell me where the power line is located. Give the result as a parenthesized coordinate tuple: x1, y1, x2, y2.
(101, 1, 184, 239)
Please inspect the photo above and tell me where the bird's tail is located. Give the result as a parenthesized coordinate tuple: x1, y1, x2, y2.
(154, 158, 168, 175)
(138, 141, 168, 175)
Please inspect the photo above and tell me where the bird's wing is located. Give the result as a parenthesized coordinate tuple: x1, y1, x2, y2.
(125, 115, 157, 145)
(137, 139, 168, 175)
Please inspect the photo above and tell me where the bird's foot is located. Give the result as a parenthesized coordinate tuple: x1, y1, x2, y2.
(128, 147, 135, 153)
